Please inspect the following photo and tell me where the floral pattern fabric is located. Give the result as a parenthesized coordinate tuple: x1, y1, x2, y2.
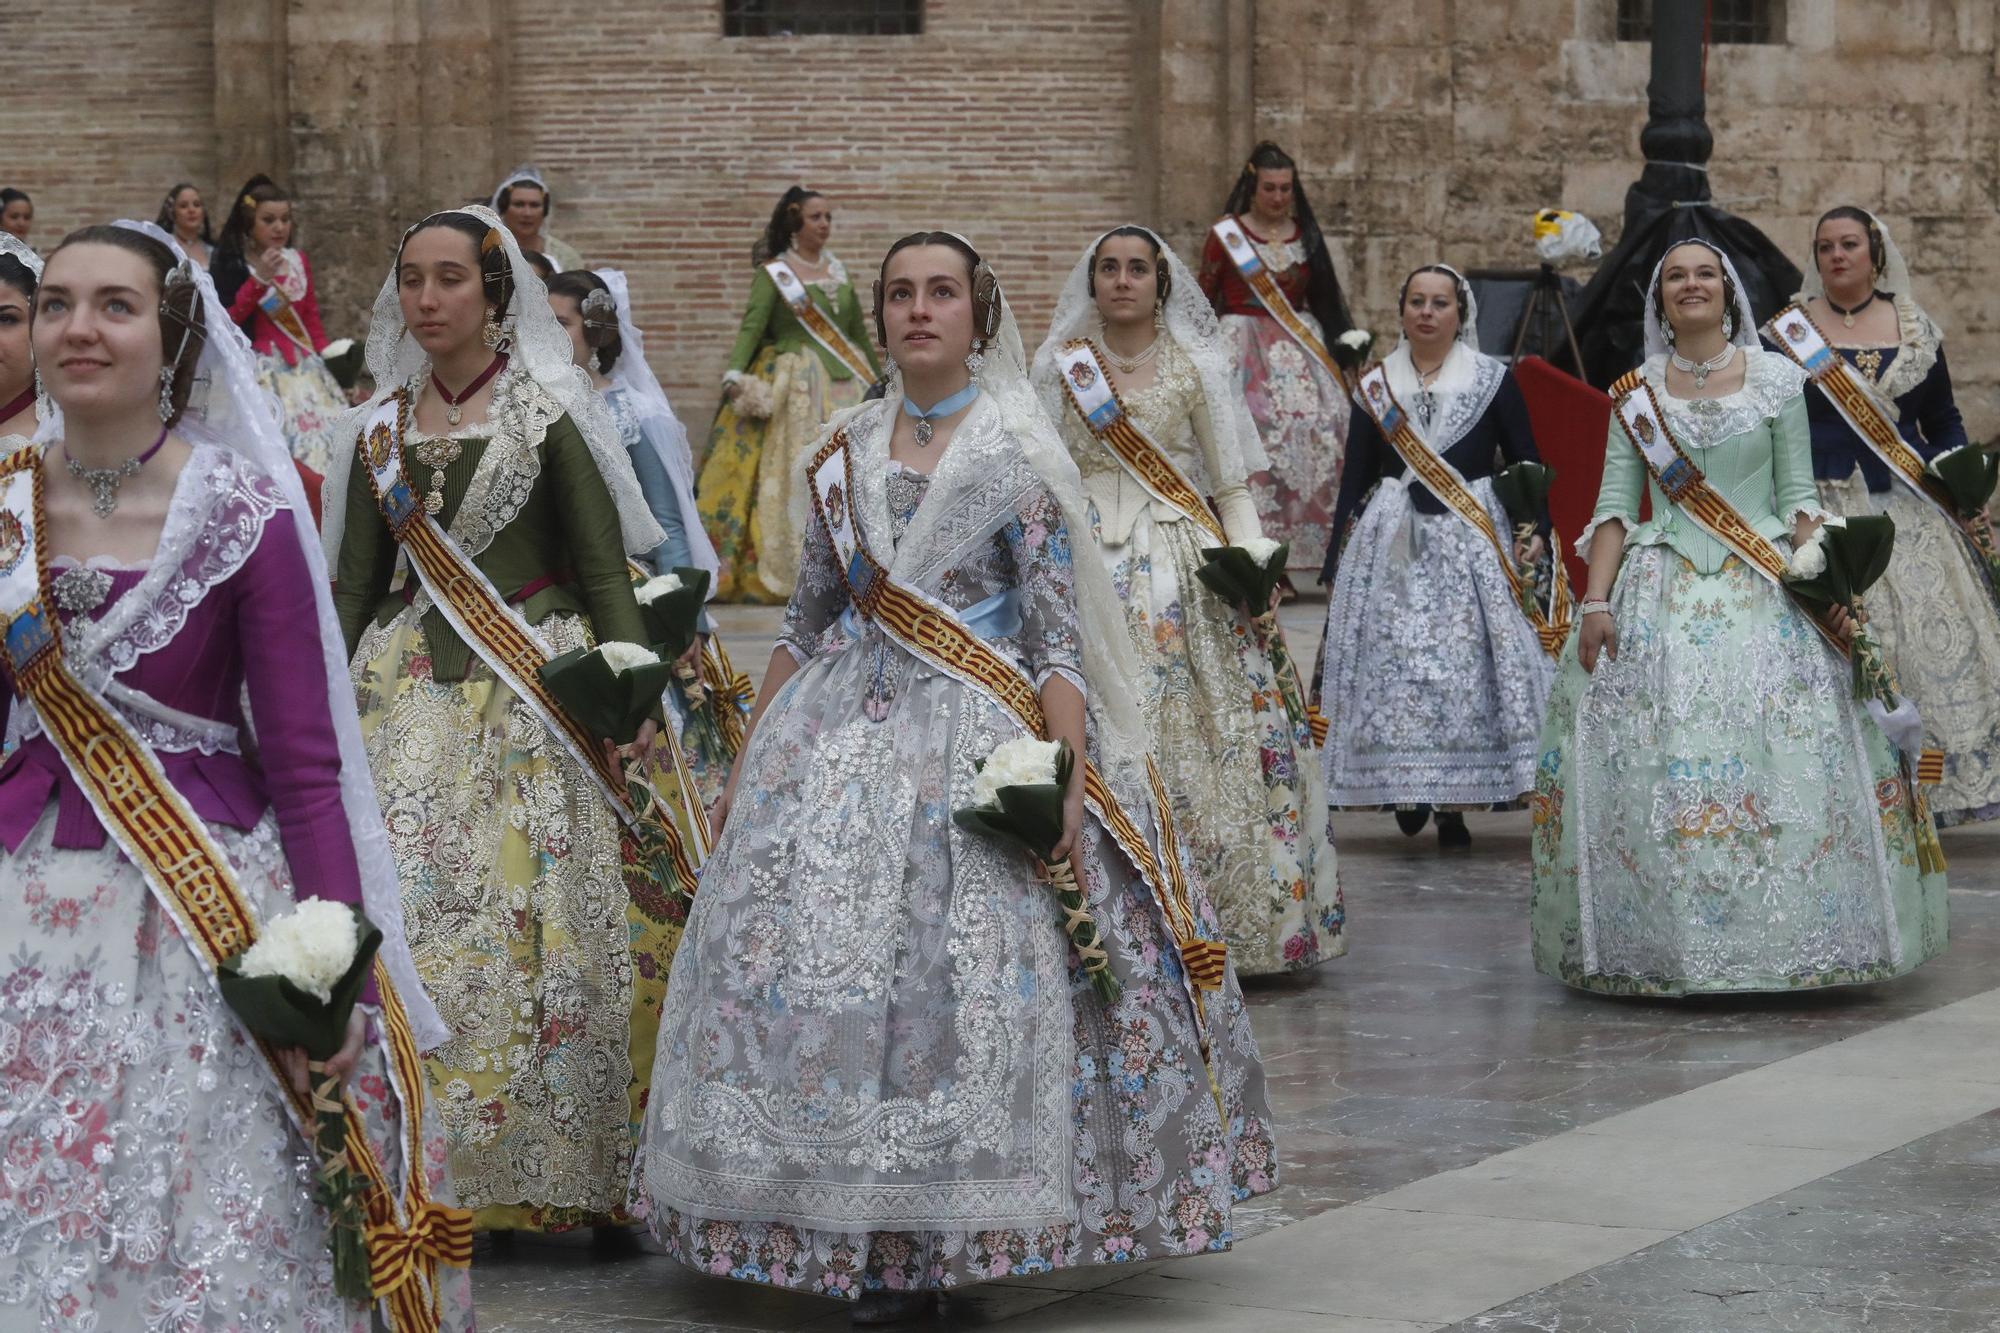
(1059, 342, 1342, 975)
(1320, 477, 1554, 808)
(254, 349, 348, 479)
(1220, 311, 1347, 575)
(639, 409, 1276, 1298)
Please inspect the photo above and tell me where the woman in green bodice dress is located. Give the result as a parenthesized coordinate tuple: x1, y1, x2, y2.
(697, 186, 880, 602)
(328, 207, 701, 1239)
(1530, 239, 1947, 996)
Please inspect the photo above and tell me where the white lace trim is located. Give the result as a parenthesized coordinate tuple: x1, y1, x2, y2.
(432, 362, 565, 562)
(1642, 348, 1805, 451)
(1842, 293, 1942, 403)
(1573, 512, 1632, 557)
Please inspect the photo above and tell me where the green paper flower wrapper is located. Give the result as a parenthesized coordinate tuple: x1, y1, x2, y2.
(321, 338, 366, 392)
(1781, 515, 1896, 705)
(1927, 446, 2000, 595)
(217, 904, 382, 1303)
(1196, 540, 1289, 614)
(951, 738, 1119, 1004)
(537, 643, 674, 748)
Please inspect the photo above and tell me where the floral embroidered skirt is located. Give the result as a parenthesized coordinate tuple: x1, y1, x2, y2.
(351, 608, 695, 1230)
(665, 635, 756, 811)
(1321, 479, 1554, 808)
(1220, 313, 1347, 577)
(0, 809, 474, 1331)
(636, 634, 1276, 1297)
(1817, 474, 2000, 826)
(255, 349, 349, 480)
(696, 346, 865, 604)
(1530, 547, 1949, 996)
(1098, 510, 1343, 975)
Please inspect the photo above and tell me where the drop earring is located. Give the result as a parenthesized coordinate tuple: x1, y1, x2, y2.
(964, 340, 985, 374)
(482, 312, 504, 349)
(157, 364, 176, 423)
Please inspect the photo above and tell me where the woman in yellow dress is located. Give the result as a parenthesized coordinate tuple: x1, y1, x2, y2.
(697, 186, 880, 601)
(328, 206, 701, 1246)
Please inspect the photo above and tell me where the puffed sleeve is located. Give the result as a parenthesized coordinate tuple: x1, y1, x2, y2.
(333, 448, 395, 656)
(776, 502, 850, 665)
(238, 508, 363, 905)
(545, 415, 650, 649)
(1769, 390, 1820, 527)
(1004, 487, 1086, 696)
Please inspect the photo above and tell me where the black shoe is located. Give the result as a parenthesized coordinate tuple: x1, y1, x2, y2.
(1436, 812, 1471, 850)
(1394, 805, 1432, 836)
(590, 1224, 641, 1259)
(852, 1290, 940, 1325)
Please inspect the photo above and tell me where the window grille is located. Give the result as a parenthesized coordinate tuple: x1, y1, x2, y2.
(1616, 0, 1783, 44)
(723, 0, 923, 36)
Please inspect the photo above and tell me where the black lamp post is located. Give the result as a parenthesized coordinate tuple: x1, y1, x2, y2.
(1572, 0, 1801, 387)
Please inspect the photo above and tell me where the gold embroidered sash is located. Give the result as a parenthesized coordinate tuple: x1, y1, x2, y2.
(1354, 363, 1571, 657)
(1763, 304, 1960, 519)
(1211, 215, 1350, 392)
(0, 446, 469, 1328)
(806, 427, 1227, 993)
(765, 260, 875, 381)
(258, 283, 319, 360)
(360, 392, 643, 830)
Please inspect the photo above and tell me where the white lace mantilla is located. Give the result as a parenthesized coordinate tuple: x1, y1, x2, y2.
(1642, 348, 1806, 451)
(784, 250, 849, 301)
(1419, 352, 1507, 454)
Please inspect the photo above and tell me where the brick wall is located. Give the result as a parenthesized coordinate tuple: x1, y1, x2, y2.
(0, 0, 216, 247)
(1250, 0, 2000, 435)
(506, 0, 1142, 441)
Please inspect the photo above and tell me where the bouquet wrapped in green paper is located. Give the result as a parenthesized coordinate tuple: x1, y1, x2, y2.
(1331, 329, 1375, 374)
(537, 640, 674, 747)
(633, 567, 723, 759)
(1492, 461, 1557, 616)
(1781, 515, 1897, 706)
(952, 737, 1119, 1004)
(1926, 445, 2000, 594)
(1197, 537, 1318, 738)
(321, 337, 365, 393)
(218, 901, 382, 1302)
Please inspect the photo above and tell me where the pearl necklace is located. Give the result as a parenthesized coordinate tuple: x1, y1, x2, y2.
(1670, 341, 1736, 391)
(1102, 336, 1159, 375)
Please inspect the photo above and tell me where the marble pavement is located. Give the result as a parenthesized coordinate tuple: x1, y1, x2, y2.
(471, 598, 2000, 1332)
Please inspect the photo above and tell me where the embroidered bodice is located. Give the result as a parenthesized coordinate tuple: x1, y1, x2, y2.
(1057, 337, 1259, 546)
(1587, 349, 1817, 577)
(724, 252, 880, 384)
(1792, 298, 1967, 492)
(0, 445, 364, 906)
(779, 407, 1085, 698)
(1200, 218, 1314, 326)
(333, 368, 650, 682)
(1323, 361, 1539, 584)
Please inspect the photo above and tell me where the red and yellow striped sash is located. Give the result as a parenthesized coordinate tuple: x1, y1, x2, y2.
(1211, 216, 1351, 392)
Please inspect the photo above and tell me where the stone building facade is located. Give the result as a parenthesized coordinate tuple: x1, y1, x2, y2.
(3, 0, 1994, 436)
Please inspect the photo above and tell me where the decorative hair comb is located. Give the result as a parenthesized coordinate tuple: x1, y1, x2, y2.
(580, 289, 617, 324)
(480, 228, 504, 256)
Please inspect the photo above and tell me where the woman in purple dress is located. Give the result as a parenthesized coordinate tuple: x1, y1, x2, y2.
(0, 221, 471, 1331)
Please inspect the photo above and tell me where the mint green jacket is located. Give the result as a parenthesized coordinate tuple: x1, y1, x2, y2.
(1589, 349, 1816, 577)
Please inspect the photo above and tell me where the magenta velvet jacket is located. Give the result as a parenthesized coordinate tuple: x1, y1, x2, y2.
(0, 445, 363, 907)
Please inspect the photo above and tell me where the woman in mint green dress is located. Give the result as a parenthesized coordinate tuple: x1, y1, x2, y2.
(1530, 240, 1947, 996)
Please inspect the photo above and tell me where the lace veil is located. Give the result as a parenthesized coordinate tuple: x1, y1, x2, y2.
(0, 233, 45, 436)
(1383, 262, 1489, 407)
(1031, 225, 1268, 477)
(320, 204, 664, 565)
(598, 268, 719, 582)
(1643, 239, 1760, 360)
(1797, 208, 1917, 308)
(84, 221, 449, 1049)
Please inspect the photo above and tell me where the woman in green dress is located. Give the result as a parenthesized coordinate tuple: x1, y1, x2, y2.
(1530, 239, 1947, 996)
(328, 206, 701, 1240)
(697, 186, 880, 602)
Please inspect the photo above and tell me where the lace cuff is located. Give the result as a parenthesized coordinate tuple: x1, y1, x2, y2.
(722, 369, 748, 389)
(1792, 503, 1832, 526)
(1572, 512, 1631, 558)
(1036, 664, 1089, 701)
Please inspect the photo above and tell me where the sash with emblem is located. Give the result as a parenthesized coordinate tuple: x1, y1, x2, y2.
(358, 393, 665, 844)
(258, 259, 321, 359)
(1055, 338, 1329, 744)
(1352, 363, 1572, 657)
(806, 426, 1229, 1002)
(1608, 372, 1946, 863)
(0, 445, 470, 1328)
(1210, 215, 1351, 392)
(765, 259, 875, 381)
(1762, 304, 1972, 527)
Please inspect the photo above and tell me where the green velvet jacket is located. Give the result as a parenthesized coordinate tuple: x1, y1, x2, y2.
(727, 262, 880, 383)
(334, 411, 649, 683)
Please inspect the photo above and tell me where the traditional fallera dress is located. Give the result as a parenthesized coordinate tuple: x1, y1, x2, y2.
(1039, 319, 1342, 976)
(216, 245, 350, 478)
(638, 386, 1276, 1298)
(1199, 217, 1349, 574)
(698, 252, 880, 602)
(330, 212, 701, 1232)
(1319, 341, 1555, 810)
(1530, 348, 1949, 995)
(1790, 293, 2000, 826)
(0, 443, 474, 1328)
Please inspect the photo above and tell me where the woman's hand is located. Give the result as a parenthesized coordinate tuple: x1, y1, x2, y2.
(1514, 532, 1546, 567)
(609, 718, 665, 771)
(277, 1008, 367, 1098)
(722, 380, 742, 403)
(710, 754, 746, 838)
(1578, 609, 1618, 674)
(1826, 603, 1861, 644)
(1046, 769, 1088, 887)
(678, 634, 705, 672)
